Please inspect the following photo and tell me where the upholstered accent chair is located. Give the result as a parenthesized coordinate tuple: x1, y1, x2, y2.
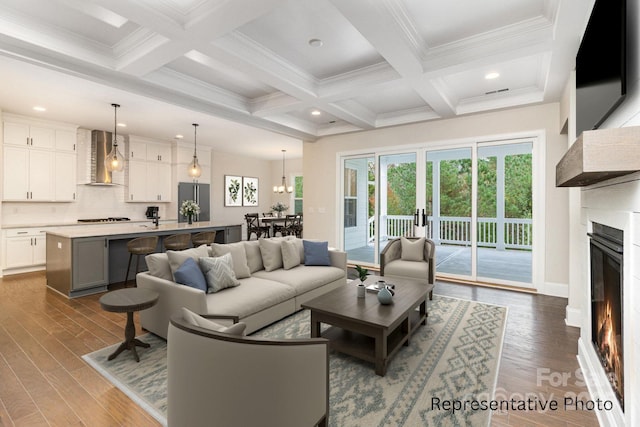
(167, 314, 329, 427)
(380, 237, 435, 299)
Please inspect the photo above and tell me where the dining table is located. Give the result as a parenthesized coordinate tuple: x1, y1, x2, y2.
(260, 216, 287, 237)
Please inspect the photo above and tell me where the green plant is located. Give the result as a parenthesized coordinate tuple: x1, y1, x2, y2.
(354, 265, 369, 282)
(271, 201, 288, 213)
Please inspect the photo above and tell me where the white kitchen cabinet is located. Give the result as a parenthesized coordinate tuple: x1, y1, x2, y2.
(3, 146, 54, 201)
(3, 121, 55, 149)
(127, 136, 172, 202)
(3, 114, 77, 202)
(55, 152, 77, 201)
(129, 139, 147, 161)
(3, 229, 48, 270)
(147, 143, 171, 163)
(127, 159, 148, 202)
(55, 129, 76, 152)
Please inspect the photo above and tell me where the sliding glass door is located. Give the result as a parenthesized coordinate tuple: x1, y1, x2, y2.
(341, 139, 534, 287)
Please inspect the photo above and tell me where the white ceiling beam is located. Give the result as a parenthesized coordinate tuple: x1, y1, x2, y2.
(108, 0, 286, 77)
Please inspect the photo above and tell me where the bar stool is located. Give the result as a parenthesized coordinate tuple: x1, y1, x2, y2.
(164, 233, 191, 251)
(124, 236, 159, 287)
(192, 231, 216, 247)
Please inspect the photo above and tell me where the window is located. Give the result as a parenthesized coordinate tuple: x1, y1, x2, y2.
(344, 167, 357, 227)
(292, 175, 303, 214)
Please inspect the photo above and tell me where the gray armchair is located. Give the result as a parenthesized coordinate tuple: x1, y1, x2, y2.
(380, 237, 435, 298)
(168, 314, 329, 427)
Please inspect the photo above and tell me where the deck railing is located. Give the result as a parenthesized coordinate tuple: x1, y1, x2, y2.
(368, 215, 532, 250)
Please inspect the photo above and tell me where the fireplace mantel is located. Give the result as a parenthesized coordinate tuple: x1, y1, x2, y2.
(556, 126, 640, 187)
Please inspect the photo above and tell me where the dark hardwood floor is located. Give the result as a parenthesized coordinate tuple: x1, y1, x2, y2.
(0, 272, 598, 426)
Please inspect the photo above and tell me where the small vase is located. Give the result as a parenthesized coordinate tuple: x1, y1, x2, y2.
(377, 286, 394, 305)
(277, 211, 282, 218)
(188, 214, 193, 224)
(357, 283, 366, 298)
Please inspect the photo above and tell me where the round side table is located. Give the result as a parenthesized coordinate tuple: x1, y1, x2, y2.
(99, 288, 159, 362)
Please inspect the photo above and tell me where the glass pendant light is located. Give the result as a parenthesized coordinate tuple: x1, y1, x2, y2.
(273, 149, 293, 193)
(188, 123, 202, 179)
(105, 103, 125, 172)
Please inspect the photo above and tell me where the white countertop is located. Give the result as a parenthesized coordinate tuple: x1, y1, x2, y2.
(2, 219, 179, 229)
(46, 221, 242, 239)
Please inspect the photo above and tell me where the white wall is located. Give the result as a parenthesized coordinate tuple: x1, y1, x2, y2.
(303, 102, 569, 290)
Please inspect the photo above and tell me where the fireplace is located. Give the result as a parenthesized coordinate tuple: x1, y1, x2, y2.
(589, 222, 624, 411)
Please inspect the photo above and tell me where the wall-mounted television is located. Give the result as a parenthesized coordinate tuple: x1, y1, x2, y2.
(575, 0, 626, 137)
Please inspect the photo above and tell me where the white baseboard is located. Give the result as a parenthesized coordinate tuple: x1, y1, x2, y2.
(565, 306, 582, 327)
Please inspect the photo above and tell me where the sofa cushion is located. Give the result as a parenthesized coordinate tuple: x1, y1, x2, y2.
(281, 240, 301, 270)
(173, 258, 207, 292)
(205, 277, 296, 318)
(145, 252, 173, 281)
(384, 259, 428, 282)
(401, 237, 424, 261)
(259, 238, 283, 272)
(199, 253, 241, 293)
(181, 308, 246, 336)
(253, 265, 345, 295)
(167, 245, 210, 280)
(242, 240, 264, 273)
(210, 242, 251, 279)
(303, 240, 330, 266)
(284, 236, 305, 263)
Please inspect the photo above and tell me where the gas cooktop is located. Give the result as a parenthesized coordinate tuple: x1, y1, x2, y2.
(77, 217, 131, 223)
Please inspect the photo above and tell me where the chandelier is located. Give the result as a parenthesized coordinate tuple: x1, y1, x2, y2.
(273, 149, 293, 193)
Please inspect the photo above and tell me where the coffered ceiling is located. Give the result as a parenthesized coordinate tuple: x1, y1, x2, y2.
(0, 0, 593, 156)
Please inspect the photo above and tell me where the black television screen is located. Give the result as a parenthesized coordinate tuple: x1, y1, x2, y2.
(575, 0, 626, 137)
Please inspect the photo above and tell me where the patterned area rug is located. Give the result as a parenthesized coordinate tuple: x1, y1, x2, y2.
(83, 295, 507, 427)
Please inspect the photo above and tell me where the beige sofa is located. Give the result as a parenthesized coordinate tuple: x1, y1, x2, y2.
(138, 237, 347, 338)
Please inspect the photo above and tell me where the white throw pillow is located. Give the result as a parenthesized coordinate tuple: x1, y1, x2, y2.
(284, 236, 305, 263)
(181, 308, 246, 336)
(166, 245, 210, 280)
(199, 253, 241, 293)
(210, 242, 251, 279)
(281, 239, 301, 270)
(145, 253, 173, 281)
(242, 240, 264, 273)
(259, 238, 283, 272)
(401, 237, 425, 262)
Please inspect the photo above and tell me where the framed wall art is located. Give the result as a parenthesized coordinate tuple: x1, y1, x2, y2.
(224, 175, 242, 206)
(242, 176, 259, 206)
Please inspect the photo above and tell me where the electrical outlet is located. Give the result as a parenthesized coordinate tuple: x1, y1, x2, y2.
(57, 242, 62, 249)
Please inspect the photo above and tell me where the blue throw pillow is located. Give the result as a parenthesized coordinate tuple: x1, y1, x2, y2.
(174, 257, 207, 292)
(303, 240, 330, 266)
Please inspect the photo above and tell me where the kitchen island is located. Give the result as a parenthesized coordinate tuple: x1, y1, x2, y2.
(46, 221, 242, 298)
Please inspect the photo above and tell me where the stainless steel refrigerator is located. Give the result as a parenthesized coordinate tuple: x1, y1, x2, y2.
(178, 182, 210, 222)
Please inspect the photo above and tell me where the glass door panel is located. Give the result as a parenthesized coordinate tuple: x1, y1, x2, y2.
(477, 142, 532, 284)
(426, 148, 472, 278)
(378, 153, 417, 259)
(343, 156, 375, 265)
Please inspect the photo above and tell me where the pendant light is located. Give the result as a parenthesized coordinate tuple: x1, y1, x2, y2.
(273, 149, 293, 193)
(188, 123, 202, 179)
(104, 103, 125, 172)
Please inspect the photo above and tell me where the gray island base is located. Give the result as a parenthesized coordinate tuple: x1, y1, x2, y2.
(45, 221, 242, 298)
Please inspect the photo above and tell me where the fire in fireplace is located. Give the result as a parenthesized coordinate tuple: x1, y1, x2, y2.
(589, 223, 624, 411)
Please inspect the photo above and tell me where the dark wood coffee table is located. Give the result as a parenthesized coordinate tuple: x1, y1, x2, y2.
(301, 276, 433, 376)
(99, 288, 159, 362)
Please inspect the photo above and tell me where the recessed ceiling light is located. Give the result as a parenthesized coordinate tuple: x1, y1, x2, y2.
(175, 134, 184, 139)
(117, 122, 127, 127)
(33, 106, 46, 112)
(308, 38, 323, 48)
(311, 110, 322, 116)
(485, 72, 500, 80)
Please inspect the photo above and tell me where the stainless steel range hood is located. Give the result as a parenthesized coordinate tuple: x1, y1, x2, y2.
(89, 130, 117, 185)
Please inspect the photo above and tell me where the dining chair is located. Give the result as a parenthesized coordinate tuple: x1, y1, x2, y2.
(245, 213, 269, 240)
